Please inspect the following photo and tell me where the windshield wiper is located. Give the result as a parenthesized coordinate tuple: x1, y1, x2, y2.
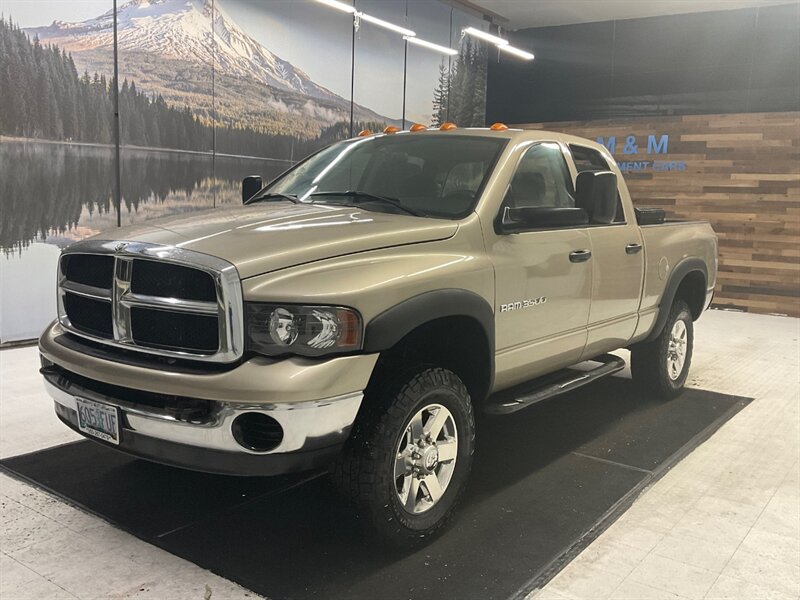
(245, 192, 300, 205)
(309, 191, 422, 217)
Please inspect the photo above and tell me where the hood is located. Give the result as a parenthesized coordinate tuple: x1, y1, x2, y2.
(97, 203, 459, 278)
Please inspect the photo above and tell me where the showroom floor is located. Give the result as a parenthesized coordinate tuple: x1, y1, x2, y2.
(1, 309, 798, 600)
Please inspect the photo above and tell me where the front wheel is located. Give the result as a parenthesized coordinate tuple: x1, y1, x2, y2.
(631, 299, 694, 399)
(331, 367, 475, 548)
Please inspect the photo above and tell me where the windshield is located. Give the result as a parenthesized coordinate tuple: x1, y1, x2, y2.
(264, 134, 506, 218)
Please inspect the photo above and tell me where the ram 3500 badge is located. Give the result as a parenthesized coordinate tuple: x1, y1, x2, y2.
(500, 297, 547, 312)
(40, 124, 717, 547)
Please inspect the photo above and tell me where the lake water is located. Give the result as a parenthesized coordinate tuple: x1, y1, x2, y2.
(0, 139, 291, 342)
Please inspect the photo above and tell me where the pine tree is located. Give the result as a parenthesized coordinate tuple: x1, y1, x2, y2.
(431, 60, 450, 126)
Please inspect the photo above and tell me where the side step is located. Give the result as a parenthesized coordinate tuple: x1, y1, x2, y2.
(483, 354, 626, 415)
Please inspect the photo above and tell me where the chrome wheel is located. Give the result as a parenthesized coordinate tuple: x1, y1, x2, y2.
(666, 319, 688, 380)
(394, 404, 458, 515)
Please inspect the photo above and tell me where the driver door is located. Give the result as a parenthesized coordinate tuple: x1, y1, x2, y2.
(487, 142, 592, 389)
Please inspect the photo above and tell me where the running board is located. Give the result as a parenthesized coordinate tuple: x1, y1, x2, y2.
(483, 354, 626, 415)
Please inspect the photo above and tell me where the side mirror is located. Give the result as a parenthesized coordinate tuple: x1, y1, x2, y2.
(501, 206, 589, 232)
(575, 170, 617, 224)
(242, 175, 262, 203)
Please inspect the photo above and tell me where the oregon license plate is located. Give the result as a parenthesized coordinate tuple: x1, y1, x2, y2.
(75, 398, 120, 445)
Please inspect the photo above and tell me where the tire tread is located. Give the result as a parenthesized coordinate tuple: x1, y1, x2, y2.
(330, 367, 474, 548)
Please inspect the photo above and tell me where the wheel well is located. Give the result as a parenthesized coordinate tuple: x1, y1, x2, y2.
(368, 316, 492, 404)
(674, 270, 706, 320)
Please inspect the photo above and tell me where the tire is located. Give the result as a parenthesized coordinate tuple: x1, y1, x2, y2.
(631, 299, 694, 400)
(330, 366, 475, 548)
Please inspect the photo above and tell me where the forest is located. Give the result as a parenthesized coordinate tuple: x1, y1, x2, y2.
(431, 37, 488, 127)
(1, 16, 487, 156)
(0, 18, 353, 158)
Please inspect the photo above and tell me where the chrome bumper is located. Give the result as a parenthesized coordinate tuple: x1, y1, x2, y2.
(41, 365, 363, 474)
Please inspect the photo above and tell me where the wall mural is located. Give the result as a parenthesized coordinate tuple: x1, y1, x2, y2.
(0, 0, 489, 341)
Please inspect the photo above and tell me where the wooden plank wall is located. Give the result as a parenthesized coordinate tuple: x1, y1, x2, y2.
(515, 112, 800, 317)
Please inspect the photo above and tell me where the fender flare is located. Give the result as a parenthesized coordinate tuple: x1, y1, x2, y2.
(363, 289, 495, 389)
(646, 257, 708, 342)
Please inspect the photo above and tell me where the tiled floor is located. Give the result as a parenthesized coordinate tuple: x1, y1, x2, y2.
(1, 309, 798, 600)
(0, 347, 258, 599)
(532, 310, 800, 600)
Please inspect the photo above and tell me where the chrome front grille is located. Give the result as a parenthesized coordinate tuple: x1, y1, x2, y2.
(57, 240, 243, 363)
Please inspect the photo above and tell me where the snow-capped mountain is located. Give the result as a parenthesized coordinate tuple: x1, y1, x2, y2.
(26, 0, 345, 105)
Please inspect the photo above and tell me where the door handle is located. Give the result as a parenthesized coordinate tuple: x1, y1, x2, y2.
(569, 249, 592, 263)
(625, 243, 643, 254)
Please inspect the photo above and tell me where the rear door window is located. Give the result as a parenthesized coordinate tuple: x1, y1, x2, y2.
(569, 144, 625, 223)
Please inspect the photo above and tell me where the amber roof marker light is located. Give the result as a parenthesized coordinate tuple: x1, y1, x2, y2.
(490, 122, 509, 131)
(410, 124, 427, 132)
(357, 129, 372, 137)
(383, 125, 401, 134)
(439, 122, 458, 131)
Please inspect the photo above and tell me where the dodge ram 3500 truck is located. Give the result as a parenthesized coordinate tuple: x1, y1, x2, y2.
(39, 125, 717, 546)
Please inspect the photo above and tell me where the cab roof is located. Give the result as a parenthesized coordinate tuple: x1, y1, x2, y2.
(357, 126, 607, 154)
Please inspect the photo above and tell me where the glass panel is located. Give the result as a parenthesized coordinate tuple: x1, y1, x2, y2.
(267, 134, 505, 218)
(569, 145, 610, 172)
(115, 0, 215, 225)
(353, 0, 406, 130)
(405, 1, 453, 127)
(509, 143, 574, 209)
(1, 1, 116, 251)
(212, 0, 354, 204)
(449, 9, 489, 127)
(0, 2, 115, 341)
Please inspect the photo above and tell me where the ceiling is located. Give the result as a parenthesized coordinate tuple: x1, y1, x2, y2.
(470, 0, 795, 29)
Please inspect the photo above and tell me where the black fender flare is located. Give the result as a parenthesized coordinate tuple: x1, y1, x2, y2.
(646, 257, 708, 342)
(363, 289, 495, 389)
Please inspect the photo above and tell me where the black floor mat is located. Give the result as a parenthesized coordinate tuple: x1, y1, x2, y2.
(1, 378, 750, 600)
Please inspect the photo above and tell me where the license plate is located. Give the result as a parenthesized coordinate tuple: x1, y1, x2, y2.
(75, 398, 120, 445)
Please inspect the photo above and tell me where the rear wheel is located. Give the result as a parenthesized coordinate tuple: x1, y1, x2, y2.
(331, 367, 475, 548)
(631, 299, 694, 399)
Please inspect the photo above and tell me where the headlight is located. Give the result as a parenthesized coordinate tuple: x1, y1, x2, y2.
(246, 303, 362, 357)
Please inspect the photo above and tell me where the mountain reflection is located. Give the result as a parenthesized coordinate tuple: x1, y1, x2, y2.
(1, 140, 288, 251)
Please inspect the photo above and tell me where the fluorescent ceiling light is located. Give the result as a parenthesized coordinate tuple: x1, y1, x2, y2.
(404, 36, 457, 56)
(463, 26, 508, 46)
(314, 0, 355, 13)
(498, 44, 535, 60)
(358, 12, 415, 37)
(315, 0, 416, 38)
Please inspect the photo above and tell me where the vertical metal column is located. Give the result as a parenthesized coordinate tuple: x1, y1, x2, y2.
(211, 0, 217, 207)
(401, 0, 408, 128)
(447, 8, 453, 123)
(112, 0, 122, 227)
(349, 4, 356, 137)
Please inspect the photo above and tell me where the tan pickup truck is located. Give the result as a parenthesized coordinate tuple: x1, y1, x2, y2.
(39, 125, 717, 546)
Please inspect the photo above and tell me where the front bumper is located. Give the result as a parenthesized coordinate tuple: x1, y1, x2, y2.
(39, 322, 379, 476)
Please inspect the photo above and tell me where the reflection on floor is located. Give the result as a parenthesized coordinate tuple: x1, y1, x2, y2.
(1, 309, 798, 600)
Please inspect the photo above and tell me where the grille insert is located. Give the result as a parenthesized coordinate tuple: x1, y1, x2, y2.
(131, 260, 217, 302)
(61, 254, 114, 289)
(63, 293, 113, 338)
(131, 307, 219, 353)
